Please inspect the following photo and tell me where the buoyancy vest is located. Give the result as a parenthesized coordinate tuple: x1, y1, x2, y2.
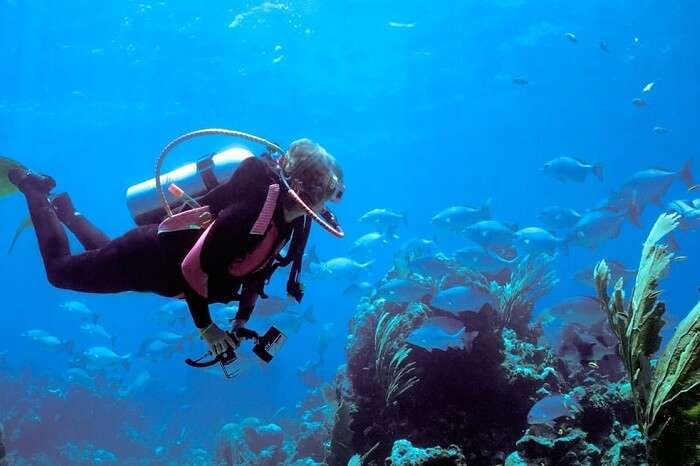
(158, 180, 310, 303)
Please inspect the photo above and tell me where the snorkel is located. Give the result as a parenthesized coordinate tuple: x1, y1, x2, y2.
(154, 128, 345, 238)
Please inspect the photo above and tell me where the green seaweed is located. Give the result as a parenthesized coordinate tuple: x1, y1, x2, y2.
(0, 156, 25, 198)
(595, 213, 700, 466)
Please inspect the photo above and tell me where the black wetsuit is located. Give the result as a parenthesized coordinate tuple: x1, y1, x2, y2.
(20, 157, 300, 328)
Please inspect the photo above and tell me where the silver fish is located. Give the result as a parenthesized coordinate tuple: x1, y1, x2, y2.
(543, 156, 603, 183)
(527, 393, 581, 424)
(567, 210, 625, 249)
(547, 296, 604, 326)
(351, 232, 389, 256)
(514, 227, 564, 256)
(464, 220, 516, 251)
(606, 161, 694, 225)
(376, 279, 432, 304)
(406, 316, 478, 352)
(430, 285, 496, 313)
(311, 257, 374, 281)
(537, 206, 582, 230)
(431, 201, 491, 233)
(60, 300, 99, 323)
(453, 247, 514, 274)
(83, 346, 130, 372)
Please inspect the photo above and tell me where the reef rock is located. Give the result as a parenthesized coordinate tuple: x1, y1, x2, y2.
(386, 439, 467, 466)
(216, 418, 285, 466)
(0, 423, 6, 466)
(507, 426, 600, 465)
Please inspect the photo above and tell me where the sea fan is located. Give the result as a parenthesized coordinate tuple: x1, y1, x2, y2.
(595, 213, 700, 466)
(374, 312, 420, 406)
(498, 253, 559, 327)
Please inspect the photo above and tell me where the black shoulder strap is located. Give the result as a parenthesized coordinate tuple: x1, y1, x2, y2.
(256, 215, 311, 302)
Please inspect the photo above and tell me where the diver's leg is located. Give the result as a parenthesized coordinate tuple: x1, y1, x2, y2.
(8, 169, 72, 276)
(51, 192, 111, 250)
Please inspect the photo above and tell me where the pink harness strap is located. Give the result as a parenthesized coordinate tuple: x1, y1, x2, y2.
(158, 206, 211, 234)
(228, 223, 284, 277)
(250, 184, 280, 235)
(179, 184, 281, 297)
(180, 222, 214, 298)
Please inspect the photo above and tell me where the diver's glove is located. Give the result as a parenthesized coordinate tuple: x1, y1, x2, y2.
(200, 323, 236, 356)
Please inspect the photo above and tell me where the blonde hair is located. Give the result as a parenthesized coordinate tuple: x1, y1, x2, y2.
(282, 139, 344, 204)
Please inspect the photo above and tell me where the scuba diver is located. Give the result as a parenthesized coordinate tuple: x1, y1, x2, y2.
(7, 137, 344, 358)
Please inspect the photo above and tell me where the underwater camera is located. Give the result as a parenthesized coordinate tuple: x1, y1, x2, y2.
(185, 326, 287, 379)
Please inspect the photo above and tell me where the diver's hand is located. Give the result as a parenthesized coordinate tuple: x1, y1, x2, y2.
(200, 324, 236, 356)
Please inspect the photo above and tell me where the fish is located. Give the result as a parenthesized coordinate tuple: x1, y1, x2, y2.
(574, 260, 636, 287)
(567, 210, 625, 250)
(254, 296, 295, 318)
(653, 126, 670, 134)
(453, 246, 515, 275)
(358, 208, 406, 235)
(317, 323, 336, 359)
(599, 41, 609, 53)
(527, 393, 582, 424)
(150, 301, 188, 327)
(642, 81, 655, 93)
(537, 206, 582, 230)
(269, 306, 316, 334)
(311, 257, 374, 281)
(65, 368, 95, 387)
(35, 335, 74, 354)
(22, 329, 51, 340)
(83, 346, 130, 372)
(632, 97, 647, 107)
(80, 323, 115, 345)
(431, 201, 491, 233)
(542, 156, 603, 183)
(514, 227, 564, 256)
(376, 278, 432, 304)
(667, 199, 700, 231)
(546, 296, 604, 326)
(138, 339, 181, 359)
(297, 359, 323, 387)
(407, 316, 478, 352)
(558, 323, 617, 366)
(408, 254, 454, 279)
(464, 220, 516, 252)
(155, 331, 190, 345)
(512, 77, 528, 86)
(351, 232, 390, 256)
(388, 21, 416, 29)
(605, 161, 695, 225)
(343, 281, 373, 298)
(60, 300, 99, 323)
(118, 370, 151, 398)
(564, 32, 577, 43)
(398, 237, 439, 261)
(430, 285, 496, 313)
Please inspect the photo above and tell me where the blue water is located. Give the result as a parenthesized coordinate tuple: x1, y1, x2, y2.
(0, 0, 698, 462)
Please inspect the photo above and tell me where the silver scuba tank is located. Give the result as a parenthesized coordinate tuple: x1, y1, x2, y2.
(126, 146, 254, 225)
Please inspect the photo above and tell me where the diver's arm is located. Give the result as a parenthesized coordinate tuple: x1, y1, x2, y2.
(185, 291, 213, 330)
(233, 280, 259, 328)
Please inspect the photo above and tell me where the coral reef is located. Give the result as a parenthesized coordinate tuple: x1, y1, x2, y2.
(216, 418, 285, 466)
(0, 423, 6, 466)
(386, 439, 467, 466)
(595, 213, 700, 465)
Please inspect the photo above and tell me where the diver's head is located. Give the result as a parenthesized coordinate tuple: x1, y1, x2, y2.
(281, 138, 344, 222)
